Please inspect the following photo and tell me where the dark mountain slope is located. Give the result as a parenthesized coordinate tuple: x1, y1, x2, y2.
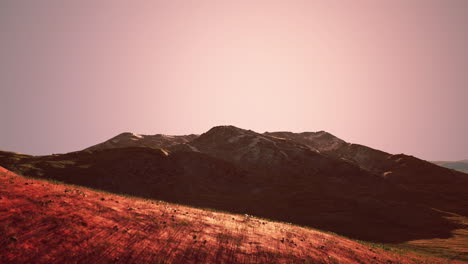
(0, 148, 250, 210)
(266, 131, 468, 216)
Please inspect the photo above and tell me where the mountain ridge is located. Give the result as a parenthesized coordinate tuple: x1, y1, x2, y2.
(433, 160, 468, 173)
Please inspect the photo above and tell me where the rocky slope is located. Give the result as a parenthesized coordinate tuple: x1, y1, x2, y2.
(265, 131, 468, 216)
(84, 132, 198, 152)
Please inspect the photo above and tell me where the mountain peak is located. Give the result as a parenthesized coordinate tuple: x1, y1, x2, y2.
(199, 125, 253, 139)
(114, 132, 143, 138)
(114, 132, 134, 137)
(264, 130, 346, 152)
(207, 125, 248, 133)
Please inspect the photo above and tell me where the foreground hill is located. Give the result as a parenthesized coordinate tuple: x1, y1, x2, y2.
(0, 167, 463, 264)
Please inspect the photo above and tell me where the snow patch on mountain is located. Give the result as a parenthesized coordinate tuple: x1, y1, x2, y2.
(132, 133, 143, 139)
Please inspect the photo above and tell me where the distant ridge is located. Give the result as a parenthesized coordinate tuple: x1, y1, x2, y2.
(84, 132, 198, 152)
(432, 160, 468, 173)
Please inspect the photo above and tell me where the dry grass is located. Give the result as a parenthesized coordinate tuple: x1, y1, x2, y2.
(399, 211, 468, 261)
(0, 167, 464, 264)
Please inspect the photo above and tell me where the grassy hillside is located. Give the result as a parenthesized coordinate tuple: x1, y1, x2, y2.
(1, 167, 464, 264)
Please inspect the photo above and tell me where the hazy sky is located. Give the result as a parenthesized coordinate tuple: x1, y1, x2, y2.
(1, 0, 467, 161)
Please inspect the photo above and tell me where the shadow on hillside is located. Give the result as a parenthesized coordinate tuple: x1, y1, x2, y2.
(16, 170, 463, 244)
(0, 148, 463, 245)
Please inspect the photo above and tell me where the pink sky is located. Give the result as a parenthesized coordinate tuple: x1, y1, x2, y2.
(1, 0, 467, 161)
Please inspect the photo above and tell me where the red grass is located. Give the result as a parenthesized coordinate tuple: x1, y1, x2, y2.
(0, 167, 463, 263)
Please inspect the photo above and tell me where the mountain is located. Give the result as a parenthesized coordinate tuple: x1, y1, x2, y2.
(0, 147, 251, 211)
(1, 125, 467, 260)
(266, 131, 468, 216)
(433, 160, 468, 173)
(2, 167, 460, 264)
(84, 132, 198, 152)
(264, 130, 464, 183)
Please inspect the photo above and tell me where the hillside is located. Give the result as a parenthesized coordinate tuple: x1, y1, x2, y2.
(433, 160, 468, 173)
(266, 131, 468, 216)
(0, 148, 251, 211)
(0, 167, 463, 264)
(0, 146, 461, 246)
(1, 126, 467, 261)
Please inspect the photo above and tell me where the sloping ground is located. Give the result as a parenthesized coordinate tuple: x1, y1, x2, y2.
(0, 148, 252, 211)
(1, 126, 467, 260)
(266, 131, 468, 216)
(0, 167, 463, 264)
(433, 160, 468, 173)
(265, 130, 467, 183)
(0, 147, 461, 245)
(397, 210, 468, 261)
